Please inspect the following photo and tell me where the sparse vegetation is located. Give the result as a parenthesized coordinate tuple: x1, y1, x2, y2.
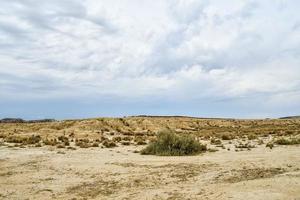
(275, 137, 300, 145)
(121, 141, 131, 146)
(141, 130, 207, 156)
(92, 142, 99, 147)
(102, 140, 117, 148)
(0, 116, 300, 199)
(112, 136, 122, 142)
(221, 134, 234, 140)
(4, 135, 26, 143)
(4, 135, 41, 145)
(26, 135, 41, 144)
(247, 134, 258, 140)
(57, 144, 65, 148)
(1, 117, 300, 151)
(134, 136, 147, 145)
(208, 148, 218, 152)
(58, 136, 69, 143)
(210, 138, 222, 145)
(43, 138, 58, 146)
(75, 140, 90, 148)
(258, 139, 264, 145)
(235, 142, 256, 149)
(266, 142, 274, 149)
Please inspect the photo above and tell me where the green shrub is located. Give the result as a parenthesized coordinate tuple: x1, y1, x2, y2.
(141, 130, 206, 156)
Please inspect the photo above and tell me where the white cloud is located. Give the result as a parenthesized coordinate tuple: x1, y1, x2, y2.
(0, 0, 300, 117)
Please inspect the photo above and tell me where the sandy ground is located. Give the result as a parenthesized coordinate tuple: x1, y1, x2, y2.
(0, 144, 300, 200)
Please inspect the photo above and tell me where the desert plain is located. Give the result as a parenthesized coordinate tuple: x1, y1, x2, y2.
(0, 116, 300, 200)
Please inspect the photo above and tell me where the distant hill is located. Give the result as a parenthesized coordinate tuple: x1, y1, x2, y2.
(279, 116, 300, 119)
(0, 118, 25, 123)
(0, 118, 56, 123)
(133, 115, 234, 120)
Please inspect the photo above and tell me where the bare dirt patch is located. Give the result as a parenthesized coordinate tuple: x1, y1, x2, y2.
(215, 167, 286, 183)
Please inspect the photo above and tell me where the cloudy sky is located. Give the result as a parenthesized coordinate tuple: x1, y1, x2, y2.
(0, 0, 300, 119)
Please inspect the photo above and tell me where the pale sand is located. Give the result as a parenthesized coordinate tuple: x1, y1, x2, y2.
(0, 144, 299, 200)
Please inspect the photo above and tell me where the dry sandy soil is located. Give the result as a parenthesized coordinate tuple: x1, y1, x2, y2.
(0, 141, 300, 200)
(0, 117, 300, 199)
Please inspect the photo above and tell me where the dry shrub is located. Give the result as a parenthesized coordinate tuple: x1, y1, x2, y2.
(5, 135, 41, 145)
(235, 143, 256, 149)
(25, 135, 41, 144)
(102, 140, 117, 148)
(146, 131, 155, 136)
(92, 142, 99, 147)
(64, 141, 70, 146)
(67, 146, 76, 150)
(210, 138, 222, 145)
(275, 137, 300, 145)
(78, 138, 90, 143)
(35, 143, 42, 147)
(58, 136, 69, 143)
(123, 132, 134, 136)
(5, 135, 26, 143)
(75, 141, 90, 148)
(247, 134, 258, 140)
(121, 141, 131, 146)
(257, 139, 264, 145)
(266, 142, 274, 149)
(221, 134, 234, 140)
(43, 138, 58, 146)
(112, 136, 121, 142)
(122, 136, 132, 141)
(100, 136, 107, 141)
(56, 144, 65, 148)
(134, 132, 145, 136)
(208, 148, 219, 152)
(134, 136, 147, 145)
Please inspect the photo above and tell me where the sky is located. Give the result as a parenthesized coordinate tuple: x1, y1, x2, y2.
(0, 0, 300, 119)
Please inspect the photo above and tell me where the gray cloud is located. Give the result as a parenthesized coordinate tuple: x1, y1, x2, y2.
(0, 0, 300, 117)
